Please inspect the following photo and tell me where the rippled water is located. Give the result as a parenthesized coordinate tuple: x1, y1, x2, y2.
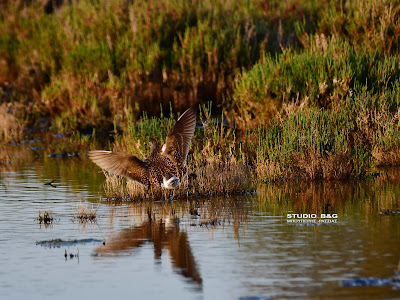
(1, 141, 400, 299)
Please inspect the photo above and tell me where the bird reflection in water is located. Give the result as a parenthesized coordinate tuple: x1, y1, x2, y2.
(94, 217, 202, 286)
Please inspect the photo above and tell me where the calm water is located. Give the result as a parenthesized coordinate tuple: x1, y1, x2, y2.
(1, 140, 400, 299)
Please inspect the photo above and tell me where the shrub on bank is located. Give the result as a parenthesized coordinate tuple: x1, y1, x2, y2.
(229, 36, 400, 129)
(254, 84, 400, 181)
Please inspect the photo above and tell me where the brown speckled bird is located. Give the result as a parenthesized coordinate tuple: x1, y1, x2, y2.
(88, 107, 197, 197)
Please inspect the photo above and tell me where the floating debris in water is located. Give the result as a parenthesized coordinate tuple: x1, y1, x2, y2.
(341, 277, 400, 288)
(36, 238, 104, 248)
(199, 220, 221, 227)
(65, 248, 79, 260)
(379, 210, 400, 215)
(190, 219, 222, 227)
(21, 138, 42, 144)
(48, 153, 63, 158)
(27, 146, 44, 151)
(48, 152, 83, 158)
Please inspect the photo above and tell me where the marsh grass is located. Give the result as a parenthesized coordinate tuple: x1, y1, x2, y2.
(100, 91, 400, 197)
(1, 0, 282, 134)
(102, 104, 253, 200)
(2, 0, 400, 185)
(252, 82, 400, 181)
(73, 202, 98, 222)
(229, 35, 400, 129)
(38, 209, 53, 224)
(5, 0, 395, 137)
(103, 172, 147, 200)
(254, 109, 362, 181)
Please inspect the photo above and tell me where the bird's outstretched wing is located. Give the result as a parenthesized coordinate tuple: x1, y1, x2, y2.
(162, 107, 197, 168)
(88, 151, 150, 186)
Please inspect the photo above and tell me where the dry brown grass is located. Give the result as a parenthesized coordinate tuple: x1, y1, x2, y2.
(103, 172, 148, 200)
(372, 147, 400, 166)
(295, 151, 354, 180)
(38, 210, 53, 224)
(183, 154, 252, 197)
(256, 150, 356, 181)
(73, 202, 98, 222)
(102, 152, 253, 201)
(0, 103, 22, 143)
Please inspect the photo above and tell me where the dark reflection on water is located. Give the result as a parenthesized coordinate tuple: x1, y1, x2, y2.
(1, 139, 400, 299)
(95, 217, 203, 286)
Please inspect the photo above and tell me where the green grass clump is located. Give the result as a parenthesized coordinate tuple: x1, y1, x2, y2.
(254, 84, 400, 181)
(255, 108, 365, 181)
(314, 0, 400, 56)
(229, 35, 400, 129)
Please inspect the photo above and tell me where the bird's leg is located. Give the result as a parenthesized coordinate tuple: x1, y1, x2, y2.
(172, 189, 176, 200)
(166, 189, 175, 203)
(163, 190, 168, 202)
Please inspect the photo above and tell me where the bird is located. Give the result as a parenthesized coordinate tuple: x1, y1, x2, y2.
(88, 107, 197, 200)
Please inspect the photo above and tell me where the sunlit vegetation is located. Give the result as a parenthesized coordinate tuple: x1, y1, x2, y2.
(1, 0, 280, 133)
(104, 105, 252, 199)
(73, 202, 98, 222)
(1, 0, 400, 188)
(229, 36, 400, 129)
(253, 85, 400, 180)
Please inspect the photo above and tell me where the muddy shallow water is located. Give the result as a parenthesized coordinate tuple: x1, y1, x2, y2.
(1, 142, 400, 299)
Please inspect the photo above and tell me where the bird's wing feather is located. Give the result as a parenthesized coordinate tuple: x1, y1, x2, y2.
(88, 151, 149, 185)
(162, 107, 197, 166)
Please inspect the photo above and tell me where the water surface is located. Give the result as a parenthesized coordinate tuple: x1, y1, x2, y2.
(1, 141, 400, 299)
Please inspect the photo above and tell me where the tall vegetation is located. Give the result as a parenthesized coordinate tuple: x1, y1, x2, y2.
(1, 0, 400, 186)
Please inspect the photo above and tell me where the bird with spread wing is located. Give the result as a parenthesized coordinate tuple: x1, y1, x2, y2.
(88, 107, 197, 199)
